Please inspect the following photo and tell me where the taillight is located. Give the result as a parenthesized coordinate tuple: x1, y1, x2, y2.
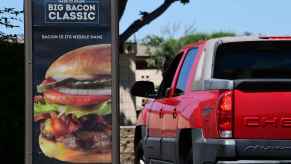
(217, 91, 233, 138)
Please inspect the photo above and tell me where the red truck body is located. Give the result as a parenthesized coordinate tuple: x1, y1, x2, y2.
(132, 36, 291, 164)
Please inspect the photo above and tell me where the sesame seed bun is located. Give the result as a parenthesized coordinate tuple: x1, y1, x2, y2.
(45, 44, 111, 81)
(39, 135, 112, 163)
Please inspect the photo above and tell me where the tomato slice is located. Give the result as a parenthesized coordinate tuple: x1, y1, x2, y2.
(44, 89, 110, 106)
(41, 78, 56, 85)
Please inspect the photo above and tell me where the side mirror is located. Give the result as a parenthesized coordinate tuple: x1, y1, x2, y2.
(130, 81, 157, 98)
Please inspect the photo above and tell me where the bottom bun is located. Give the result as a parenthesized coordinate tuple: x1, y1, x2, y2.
(39, 135, 112, 163)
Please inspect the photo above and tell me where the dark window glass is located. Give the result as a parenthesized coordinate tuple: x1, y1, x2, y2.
(157, 53, 183, 98)
(176, 48, 198, 94)
(214, 42, 291, 79)
(213, 41, 291, 80)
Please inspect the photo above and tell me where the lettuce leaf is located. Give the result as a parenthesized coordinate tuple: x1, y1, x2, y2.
(34, 101, 111, 118)
(34, 103, 59, 114)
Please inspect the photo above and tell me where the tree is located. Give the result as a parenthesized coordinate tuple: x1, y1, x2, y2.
(0, 8, 23, 41)
(119, 0, 190, 44)
(142, 32, 236, 71)
(0, 8, 24, 163)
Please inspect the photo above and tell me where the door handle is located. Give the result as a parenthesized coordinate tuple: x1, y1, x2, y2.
(159, 109, 163, 118)
(173, 108, 177, 119)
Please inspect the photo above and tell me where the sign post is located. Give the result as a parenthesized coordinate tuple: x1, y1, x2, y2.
(25, 0, 119, 163)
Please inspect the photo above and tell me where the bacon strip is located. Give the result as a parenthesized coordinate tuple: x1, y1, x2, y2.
(34, 113, 50, 122)
(50, 113, 80, 138)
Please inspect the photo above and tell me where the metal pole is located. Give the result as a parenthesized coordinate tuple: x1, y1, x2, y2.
(24, 0, 33, 163)
(111, 0, 120, 163)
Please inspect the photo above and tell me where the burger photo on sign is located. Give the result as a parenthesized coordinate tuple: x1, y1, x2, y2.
(33, 44, 112, 163)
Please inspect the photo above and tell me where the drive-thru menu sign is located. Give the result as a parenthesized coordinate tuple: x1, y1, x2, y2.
(25, 0, 118, 163)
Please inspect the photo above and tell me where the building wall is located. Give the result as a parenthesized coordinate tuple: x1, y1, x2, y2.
(119, 44, 162, 125)
(119, 52, 137, 125)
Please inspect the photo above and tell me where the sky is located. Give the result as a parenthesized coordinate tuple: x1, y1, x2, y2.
(2, 0, 291, 40)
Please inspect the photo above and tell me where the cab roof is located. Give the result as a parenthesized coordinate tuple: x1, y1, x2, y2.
(183, 36, 291, 50)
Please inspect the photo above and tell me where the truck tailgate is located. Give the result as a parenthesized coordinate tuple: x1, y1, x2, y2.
(234, 80, 291, 139)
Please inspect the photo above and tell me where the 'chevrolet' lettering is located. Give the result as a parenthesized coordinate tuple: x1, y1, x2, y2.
(243, 116, 291, 128)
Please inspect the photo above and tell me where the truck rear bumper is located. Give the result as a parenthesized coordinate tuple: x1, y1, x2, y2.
(217, 161, 291, 164)
(191, 130, 291, 164)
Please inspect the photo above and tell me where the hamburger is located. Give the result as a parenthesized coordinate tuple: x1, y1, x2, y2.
(34, 44, 112, 163)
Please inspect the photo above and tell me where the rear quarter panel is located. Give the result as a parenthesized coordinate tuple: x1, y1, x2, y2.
(177, 91, 221, 138)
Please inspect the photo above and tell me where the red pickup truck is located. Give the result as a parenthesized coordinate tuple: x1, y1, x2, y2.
(131, 36, 291, 164)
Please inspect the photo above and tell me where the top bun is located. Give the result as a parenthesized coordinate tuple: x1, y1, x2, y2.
(46, 44, 111, 80)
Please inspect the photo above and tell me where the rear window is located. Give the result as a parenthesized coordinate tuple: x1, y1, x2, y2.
(213, 41, 291, 80)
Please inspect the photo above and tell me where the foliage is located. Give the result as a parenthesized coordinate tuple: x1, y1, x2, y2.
(0, 8, 23, 41)
(0, 6, 23, 163)
(142, 32, 236, 70)
(0, 41, 24, 162)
